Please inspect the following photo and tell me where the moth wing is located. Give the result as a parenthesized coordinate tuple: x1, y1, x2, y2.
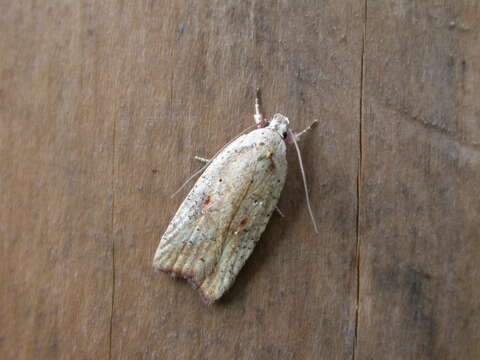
(153, 134, 271, 275)
(153, 129, 286, 303)
(198, 145, 286, 302)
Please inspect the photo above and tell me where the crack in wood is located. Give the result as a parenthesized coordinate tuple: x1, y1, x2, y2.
(109, 106, 117, 360)
(353, 1, 368, 359)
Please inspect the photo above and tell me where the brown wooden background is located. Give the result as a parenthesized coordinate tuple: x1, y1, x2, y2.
(1, 1, 479, 359)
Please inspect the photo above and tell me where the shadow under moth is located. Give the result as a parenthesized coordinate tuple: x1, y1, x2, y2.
(153, 90, 317, 304)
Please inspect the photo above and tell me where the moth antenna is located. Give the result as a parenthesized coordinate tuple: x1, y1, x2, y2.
(171, 124, 257, 198)
(288, 128, 319, 233)
(170, 166, 208, 198)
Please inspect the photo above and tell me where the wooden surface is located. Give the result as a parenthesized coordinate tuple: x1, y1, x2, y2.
(0, 1, 478, 359)
(357, 1, 480, 359)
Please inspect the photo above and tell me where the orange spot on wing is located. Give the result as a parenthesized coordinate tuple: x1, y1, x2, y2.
(232, 218, 249, 235)
(204, 196, 211, 205)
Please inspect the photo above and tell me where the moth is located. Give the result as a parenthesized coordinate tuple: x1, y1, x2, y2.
(153, 91, 317, 304)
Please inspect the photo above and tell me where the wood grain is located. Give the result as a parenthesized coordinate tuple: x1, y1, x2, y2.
(0, 1, 115, 358)
(357, 1, 480, 359)
(2, 0, 479, 359)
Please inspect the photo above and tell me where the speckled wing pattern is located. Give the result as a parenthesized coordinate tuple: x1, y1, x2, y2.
(153, 128, 287, 303)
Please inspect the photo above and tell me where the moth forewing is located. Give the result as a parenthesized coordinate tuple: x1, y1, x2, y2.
(153, 128, 287, 303)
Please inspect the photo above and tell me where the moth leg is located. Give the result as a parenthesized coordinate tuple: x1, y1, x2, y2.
(275, 206, 285, 218)
(294, 120, 319, 141)
(194, 156, 210, 163)
(254, 88, 267, 128)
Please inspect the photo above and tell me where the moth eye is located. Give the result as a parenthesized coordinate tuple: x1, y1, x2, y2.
(282, 131, 288, 139)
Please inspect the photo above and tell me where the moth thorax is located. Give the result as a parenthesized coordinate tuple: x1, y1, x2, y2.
(268, 113, 290, 138)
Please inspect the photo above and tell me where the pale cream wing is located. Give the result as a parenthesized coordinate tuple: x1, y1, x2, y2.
(153, 128, 286, 302)
(197, 141, 287, 302)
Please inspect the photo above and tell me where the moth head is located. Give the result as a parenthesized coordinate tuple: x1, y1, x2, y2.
(268, 113, 290, 140)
